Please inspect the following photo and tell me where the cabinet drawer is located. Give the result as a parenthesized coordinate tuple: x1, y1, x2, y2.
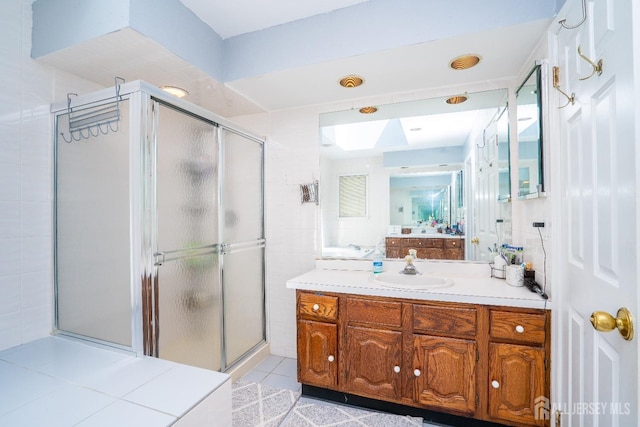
(386, 237, 402, 247)
(413, 304, 477, 338)
(444, 239, 463, 249)
(490, 309, 546, 345)
(403, 238, 422, 248)
(298, 292, 338, 321)
(346, 296, 402, 328)
(421, 238, 444, 248)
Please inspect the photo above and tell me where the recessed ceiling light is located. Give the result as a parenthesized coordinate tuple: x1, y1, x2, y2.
(339, 75, 364, 88)
(449, 54, 481, 70)
(359, 106, 378, 114)
(446, 95, 468, 104)
(160, 85, 189, 98)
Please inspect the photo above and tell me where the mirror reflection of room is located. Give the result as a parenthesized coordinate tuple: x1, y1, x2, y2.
(319, 88, 510, 261)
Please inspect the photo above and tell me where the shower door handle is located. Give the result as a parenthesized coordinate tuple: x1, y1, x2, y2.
(153, 245, 218, 266)
(153, 252, 166, 266)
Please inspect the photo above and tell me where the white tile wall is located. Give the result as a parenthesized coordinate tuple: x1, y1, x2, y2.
(0, 0, 104, 352)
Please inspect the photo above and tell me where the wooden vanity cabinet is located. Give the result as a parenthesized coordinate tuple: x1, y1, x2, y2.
(385, 236, 464, 260)
(342, 296, 404, 401)
(443, 238, 464, 260)
(296, 292, 339, 388)
(411, 303, 478, 415)
(296, 290, 550, 426)
(487, 308, 550, 426)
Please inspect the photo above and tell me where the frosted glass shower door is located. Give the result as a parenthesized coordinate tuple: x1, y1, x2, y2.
(153, 103, 221, 371)
(220, 128, 265, 367)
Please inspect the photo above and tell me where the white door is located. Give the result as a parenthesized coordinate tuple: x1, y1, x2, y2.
(474, 121, 499, 261)
(555, 0, 638, 425)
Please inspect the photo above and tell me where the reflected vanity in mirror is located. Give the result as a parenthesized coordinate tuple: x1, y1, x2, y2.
(516, 63, 544, 198)
(319, 88, 511, 260)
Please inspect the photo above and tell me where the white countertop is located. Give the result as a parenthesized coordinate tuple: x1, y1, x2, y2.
(287, 259, 550, 310)
(387, 233, 464, 239)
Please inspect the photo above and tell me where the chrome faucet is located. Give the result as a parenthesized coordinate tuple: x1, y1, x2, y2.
(348, 244, 361, 251)
(400, 254, 419, 275)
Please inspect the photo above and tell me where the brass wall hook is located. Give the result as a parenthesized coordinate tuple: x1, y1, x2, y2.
(552, 66, 575, 109)
(559, 0, 586, 30)
(577, 45, 603, 80)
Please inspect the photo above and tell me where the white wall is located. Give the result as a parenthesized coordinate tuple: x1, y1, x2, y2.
(0, 0, 103, 351)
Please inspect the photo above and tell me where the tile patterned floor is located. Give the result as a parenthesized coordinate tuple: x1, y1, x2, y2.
(232, 381, 300, 427)
(235, 355, 441, 427)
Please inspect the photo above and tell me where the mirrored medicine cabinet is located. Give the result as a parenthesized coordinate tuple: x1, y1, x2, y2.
(516, 63, 544, 199)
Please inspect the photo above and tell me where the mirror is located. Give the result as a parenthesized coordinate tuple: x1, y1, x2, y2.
(516, 63, 544, 198)
(496, 104, 511, 202)
(390, 173, 452, 226)
(319, 88, 510, 260)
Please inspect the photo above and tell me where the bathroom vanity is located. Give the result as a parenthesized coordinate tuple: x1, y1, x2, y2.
(386, 236, 465, 260)
(287, 260, 550, 427)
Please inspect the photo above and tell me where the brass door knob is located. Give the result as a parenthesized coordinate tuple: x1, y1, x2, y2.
(590, 307, 634, 341)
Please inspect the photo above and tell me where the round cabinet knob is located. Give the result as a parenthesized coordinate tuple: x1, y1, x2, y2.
(312, 304, 320, 312)
(452, 241, 456, 246)
(328, 355, 335, 362)
(394, 366, 401, 373)
(515, 325, 525, 334)
(491, 380, 500, 389)
(414, 369, 421, 377)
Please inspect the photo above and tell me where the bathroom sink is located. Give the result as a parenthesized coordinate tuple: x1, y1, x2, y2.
(370, 272, 454, 289)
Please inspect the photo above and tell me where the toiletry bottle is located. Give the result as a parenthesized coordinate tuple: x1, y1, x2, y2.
(373, 247, 384, 274)
(494, 252, 507, 278)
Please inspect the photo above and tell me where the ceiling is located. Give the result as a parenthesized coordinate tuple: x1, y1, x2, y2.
(174, 0, 553, 115)
(35, 0, 556, 118)
(177, 0, 371, 39)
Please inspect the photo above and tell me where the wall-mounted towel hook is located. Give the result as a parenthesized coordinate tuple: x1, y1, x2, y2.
(577, 45, 603, 80)
(552, 66, 575, 109)
(559, 0, 586, 30)
(60, 77, 125, 143)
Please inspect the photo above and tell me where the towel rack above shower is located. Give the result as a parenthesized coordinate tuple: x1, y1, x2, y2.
(60, 77, 125, 143)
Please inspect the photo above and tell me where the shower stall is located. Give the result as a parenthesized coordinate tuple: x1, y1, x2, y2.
(53, 80, 265, 372)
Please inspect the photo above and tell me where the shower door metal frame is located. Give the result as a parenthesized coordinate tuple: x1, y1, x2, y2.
(52, 81, 266, 368)
(140, 90, 267, 371)
(217, 125, 266, 371)
(52, 87, 146, 355)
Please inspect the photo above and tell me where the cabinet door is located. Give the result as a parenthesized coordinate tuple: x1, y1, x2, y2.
(444, 249, 463, 260)
(297, 320, 337, 388)
(413, 335, 477, 415)
(345, 326, 403, 400)
(488, 343, 545, 426)
(386, 247, 403, 259)
(424, 248, 444, 259)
